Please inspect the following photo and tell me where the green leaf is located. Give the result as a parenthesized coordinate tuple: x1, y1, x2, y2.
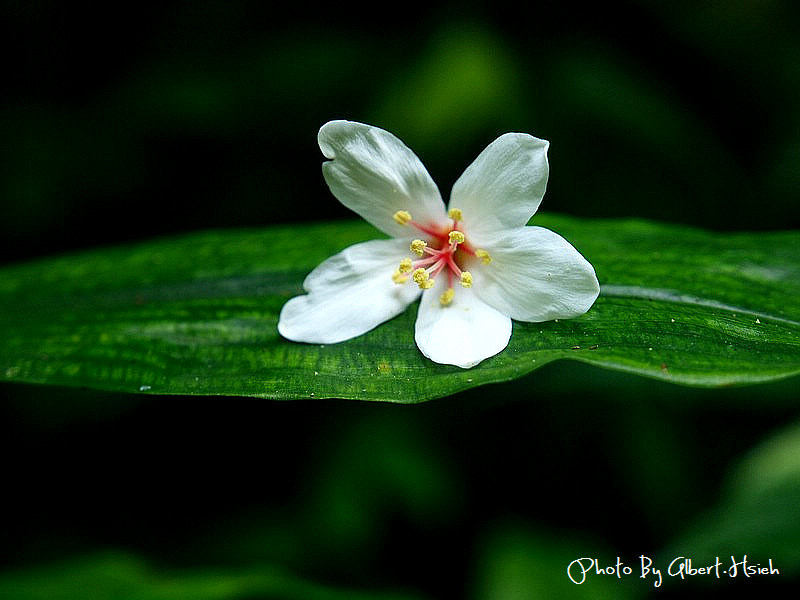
(1, 214, 798, 402)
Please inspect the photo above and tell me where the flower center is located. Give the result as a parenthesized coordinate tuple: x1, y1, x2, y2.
(392, 208, 492, 305)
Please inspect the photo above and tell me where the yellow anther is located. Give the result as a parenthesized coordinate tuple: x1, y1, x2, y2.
(393, 210, 412, 225)
(448, 230, 465, 245)
(410, 239, 427, 256)
(392, 270, 409, 284)
(412, 267, 429, 286)
(448, 208, 463, 221)
(439, 288, 455, 306)
(475, 249, 492, 265)
(398, 258, 413, 273)
(412, 268, 435, 289)
(460, 271, 473, 288)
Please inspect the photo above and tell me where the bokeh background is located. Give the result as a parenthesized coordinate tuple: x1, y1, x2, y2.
(2, 1, 800, 598)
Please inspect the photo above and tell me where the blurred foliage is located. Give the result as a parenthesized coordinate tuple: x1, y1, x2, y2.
(369, 24, 528, 161)
(3, 0, 800, 598)
(0, 552, 427, 600)
(4, 1, 800, 264)
(2, 366, 798, 597)
(470, 524, 639, 600)
(661, 418, 800, 577)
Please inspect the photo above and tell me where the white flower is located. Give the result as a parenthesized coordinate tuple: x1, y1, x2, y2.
(278, 120, 600, 368)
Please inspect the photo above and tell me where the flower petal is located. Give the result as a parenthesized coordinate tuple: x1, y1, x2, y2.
(319, 120, 448, 238)
(450, 133, 549, 244)
(470, 226, 600, 322)
(278, 239, 421, 344)
(414, 278, 512, 368)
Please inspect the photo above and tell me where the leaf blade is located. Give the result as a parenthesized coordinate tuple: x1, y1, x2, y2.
(1, 215, 798, 402)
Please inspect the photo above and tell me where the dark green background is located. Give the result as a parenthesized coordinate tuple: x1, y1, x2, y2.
(2, 1, 799, 597)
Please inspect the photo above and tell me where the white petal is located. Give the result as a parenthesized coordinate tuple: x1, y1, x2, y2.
(319, 120, 448, 238)
(449, 133, 549, 244)
(414, 278, 512, 368)
(470, 226, 599, 322)
(278, 239, 421, 344)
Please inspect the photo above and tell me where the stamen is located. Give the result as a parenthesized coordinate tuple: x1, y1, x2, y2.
(448, 230, 465, 245)
(413, 255, 440, 268)
(398, 258, 413, 273)
(392, 270, 409, 284)
(475, 249, 492, 265)
(410, 239, 427, 256)
(393, 210, 412, 225)
(439, 288, 455, 306)
(412, 267, 434, 289)
(390, 209, 487, 294)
